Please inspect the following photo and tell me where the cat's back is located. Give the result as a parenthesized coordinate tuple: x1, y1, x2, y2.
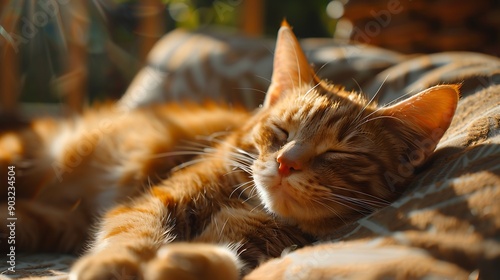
(1, 102, 250, 207)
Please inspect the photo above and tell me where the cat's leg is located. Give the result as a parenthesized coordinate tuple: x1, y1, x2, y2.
(70, 193, 172, 280)
(70, 199, 242, 280)
(141, 208, 251, 280)
(138, 207, 309, 280)
(70, 191, 243, 280)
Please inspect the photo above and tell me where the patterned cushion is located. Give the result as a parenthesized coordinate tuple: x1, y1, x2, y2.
(119, 29, 403, 110)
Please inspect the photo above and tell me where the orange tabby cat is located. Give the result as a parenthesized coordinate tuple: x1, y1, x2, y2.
(0, 21, 458, 279)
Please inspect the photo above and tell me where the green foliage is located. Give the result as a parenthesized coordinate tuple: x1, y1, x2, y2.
(163, 0, 333, 36)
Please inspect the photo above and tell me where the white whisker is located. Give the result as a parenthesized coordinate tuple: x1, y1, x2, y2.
(352, 75, 389, 125)
(314, 60, 332, 77)
(304, 82, 322, 97)
(351, 78, 364, 97)
(229, 181, 254, 199)
(327, 185, 391, 204)
(254, 74, 272, 84)
(234, 87, 268, 95)
(322, 196, 371, 216)
(381, 88, 417, 108)
(330, 194, 385, 210)
(171, 158, 208, 173)
(372, 74, 389, 101)
(311, 198, 348, 225)
(150, 151, 209, 159)
(351, 115, 402, 133)
(195, 132, 232, 143)
(242, 188, 258, 203)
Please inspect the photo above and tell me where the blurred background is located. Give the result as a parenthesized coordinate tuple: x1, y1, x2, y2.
(1, 0, 499, 117)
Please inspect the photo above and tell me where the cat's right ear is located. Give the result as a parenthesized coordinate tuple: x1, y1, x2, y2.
(264, 20, 315, 108)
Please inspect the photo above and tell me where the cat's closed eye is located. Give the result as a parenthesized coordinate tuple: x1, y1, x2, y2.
(270, 124, 289, 143)
(319, 150, 359, 162)
(322, 150, 342, 158)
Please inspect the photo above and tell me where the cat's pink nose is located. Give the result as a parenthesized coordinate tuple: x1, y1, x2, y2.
(277, 154, 302, 176)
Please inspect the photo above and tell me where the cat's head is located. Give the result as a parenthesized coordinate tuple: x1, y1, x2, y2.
(248, 21, 459, 235)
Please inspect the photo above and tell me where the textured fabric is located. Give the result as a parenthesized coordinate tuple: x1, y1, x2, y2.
(119, 29, 403, 110)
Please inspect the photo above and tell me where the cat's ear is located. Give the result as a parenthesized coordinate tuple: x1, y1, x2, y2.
(380, 84, 460, 164)
(264, 20, 315, 107)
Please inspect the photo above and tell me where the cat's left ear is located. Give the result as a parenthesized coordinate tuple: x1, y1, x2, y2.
(380, 84, 460, 164)
(264, 20, 316, 108)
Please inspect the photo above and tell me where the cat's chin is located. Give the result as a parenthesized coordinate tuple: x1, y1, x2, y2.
(253, 167, 338, 224)
(266, 184, 301, 216)
(261, 189, 350, 236)
(255, 178, 318, 222)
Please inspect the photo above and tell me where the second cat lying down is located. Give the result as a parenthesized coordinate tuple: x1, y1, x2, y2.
(0, 21, 459, 279)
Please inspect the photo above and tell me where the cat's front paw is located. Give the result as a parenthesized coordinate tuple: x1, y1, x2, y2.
(70, 249, 142, 280)
(143, 243, 240, 280)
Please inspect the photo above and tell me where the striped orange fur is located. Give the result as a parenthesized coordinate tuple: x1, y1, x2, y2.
(0, 21, 458, 279)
